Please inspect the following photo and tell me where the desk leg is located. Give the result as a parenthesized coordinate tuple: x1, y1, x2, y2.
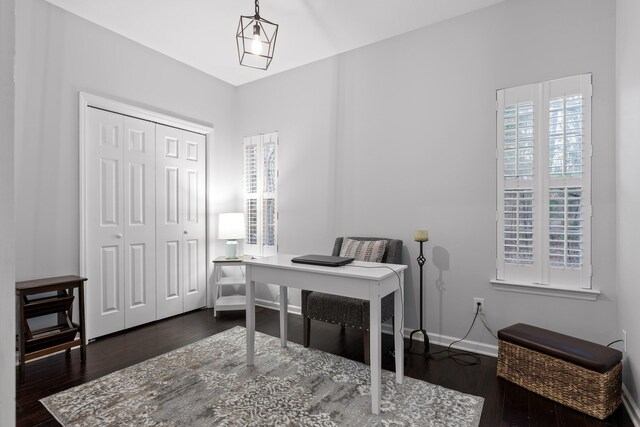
(370, 291, 381, 415)
(246, 279, 255, 366)
(279, 286, 288, 348)
(394, 275, 404, 385)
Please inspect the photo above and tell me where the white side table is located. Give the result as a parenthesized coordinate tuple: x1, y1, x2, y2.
(211, 255, 254, 316)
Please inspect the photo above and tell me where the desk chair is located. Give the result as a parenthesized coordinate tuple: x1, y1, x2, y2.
(301, 236, 403, 364)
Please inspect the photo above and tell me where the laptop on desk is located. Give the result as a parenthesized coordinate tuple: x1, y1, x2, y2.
(291, 254, 355, 267)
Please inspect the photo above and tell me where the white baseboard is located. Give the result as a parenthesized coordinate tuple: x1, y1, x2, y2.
(424, 331, 498, 357)
(623, 384, 640, 427)
(379, 324, 499, 357)
(253, 306, 499, 357)
(255, 298, 301, 316)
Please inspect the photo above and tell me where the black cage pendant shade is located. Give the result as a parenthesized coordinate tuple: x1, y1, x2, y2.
(236, 0, 278, 70)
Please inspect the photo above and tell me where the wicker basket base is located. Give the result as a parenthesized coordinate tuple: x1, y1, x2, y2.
(497, 340, 622, 420)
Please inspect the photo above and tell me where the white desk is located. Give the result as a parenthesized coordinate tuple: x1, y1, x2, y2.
(244, 254, 407, 415)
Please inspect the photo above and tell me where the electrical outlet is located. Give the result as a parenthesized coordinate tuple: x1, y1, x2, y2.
(623, 329, 627, 353)
(473, 298, 485, 314)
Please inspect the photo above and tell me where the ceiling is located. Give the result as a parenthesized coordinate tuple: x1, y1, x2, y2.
(45, 0, 506, 87)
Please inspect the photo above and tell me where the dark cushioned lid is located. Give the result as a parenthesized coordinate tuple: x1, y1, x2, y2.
(498, 323, 622, 373)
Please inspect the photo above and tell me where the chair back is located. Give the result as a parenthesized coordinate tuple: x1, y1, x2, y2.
(332, 237, 403, 264)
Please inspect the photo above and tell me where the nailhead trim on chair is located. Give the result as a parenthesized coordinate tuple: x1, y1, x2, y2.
(306, 316, 363, 330)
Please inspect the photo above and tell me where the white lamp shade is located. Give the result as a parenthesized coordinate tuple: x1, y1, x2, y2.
(218, 213, 246, 240)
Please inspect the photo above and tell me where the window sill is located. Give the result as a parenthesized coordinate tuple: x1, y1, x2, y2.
(490, 279, 600, 301)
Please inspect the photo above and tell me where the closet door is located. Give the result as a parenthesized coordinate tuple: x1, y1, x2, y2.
(182, 131, 206, 312)
(156, 126, 207, 318)
(156, 125, 185, 319)
(84, 101, 208, 337)
(123, 117, 157, 328)
(85, 108, 125, 339)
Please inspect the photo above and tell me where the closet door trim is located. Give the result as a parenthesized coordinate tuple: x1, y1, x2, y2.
(80, 92, 213, 134)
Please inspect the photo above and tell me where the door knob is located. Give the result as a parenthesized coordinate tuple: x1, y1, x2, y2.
(116, 233, 123, 239)
(184, 230, 188, 234)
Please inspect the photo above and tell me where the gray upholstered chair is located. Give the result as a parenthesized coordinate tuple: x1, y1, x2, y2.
(301, 236, 403, 364)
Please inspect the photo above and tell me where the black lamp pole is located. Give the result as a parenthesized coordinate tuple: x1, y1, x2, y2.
(408, 239, 429, 354)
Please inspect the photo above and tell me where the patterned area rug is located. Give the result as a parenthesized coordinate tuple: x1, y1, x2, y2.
(41, 326, 483, 426)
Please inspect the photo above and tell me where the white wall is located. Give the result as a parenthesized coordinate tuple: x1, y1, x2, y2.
(616, 0, 640, 413)
(236, 0, 619, 349)
(0, 0, 16, 423)
(14, 0, 239, 288)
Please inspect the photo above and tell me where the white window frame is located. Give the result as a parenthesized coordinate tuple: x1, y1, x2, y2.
(494, 74, 593, 294)
(243, 132, 278, 257)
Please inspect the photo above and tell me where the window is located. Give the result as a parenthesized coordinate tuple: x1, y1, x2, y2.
(496, 74, 592, 289)
(243, 132, 278, 256)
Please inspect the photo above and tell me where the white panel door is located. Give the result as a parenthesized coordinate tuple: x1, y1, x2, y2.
(182, 131, 206, 312)
(123, 116, 157, 328)
(86, 108, 125, 339)
(156, 124, 185, 319)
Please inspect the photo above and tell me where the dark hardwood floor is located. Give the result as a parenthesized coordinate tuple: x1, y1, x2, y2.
(16, 307, 633, 426)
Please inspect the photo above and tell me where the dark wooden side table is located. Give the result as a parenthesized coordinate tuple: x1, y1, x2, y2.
(16, 275, 87, 382)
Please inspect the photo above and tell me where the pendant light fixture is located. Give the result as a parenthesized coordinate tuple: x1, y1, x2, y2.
(236, 0, 279, 70)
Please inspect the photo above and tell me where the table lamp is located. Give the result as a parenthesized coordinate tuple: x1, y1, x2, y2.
(218, 213, 246, 259)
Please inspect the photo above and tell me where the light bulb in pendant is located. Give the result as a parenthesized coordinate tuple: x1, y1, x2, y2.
(251, 23, 263, 55)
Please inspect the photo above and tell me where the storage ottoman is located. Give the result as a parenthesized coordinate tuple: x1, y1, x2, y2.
(497, 323, 623, 419)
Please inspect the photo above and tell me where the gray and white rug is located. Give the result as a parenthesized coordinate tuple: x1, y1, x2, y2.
(41, 326, 483, 426)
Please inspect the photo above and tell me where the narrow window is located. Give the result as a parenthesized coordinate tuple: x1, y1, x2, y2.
(243, 132, 278, 256)
(496, 74, 591, 289)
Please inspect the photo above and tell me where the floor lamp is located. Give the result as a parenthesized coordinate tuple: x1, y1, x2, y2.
(408, 229, 429, 354)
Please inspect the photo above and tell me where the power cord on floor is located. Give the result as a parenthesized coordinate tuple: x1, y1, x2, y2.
(429, 305, 483, 365)
(429, 302, 502, 365)
(265, 291, 280, 308)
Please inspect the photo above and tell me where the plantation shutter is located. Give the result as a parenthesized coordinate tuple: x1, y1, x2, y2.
(243, 136, 260, 254)
(496, 74, 592, 289)
(542, 75, 592, 288)
(243, 132, 278, 257)
(497, 84, 540, 283)
(261, 132, 278, 256)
